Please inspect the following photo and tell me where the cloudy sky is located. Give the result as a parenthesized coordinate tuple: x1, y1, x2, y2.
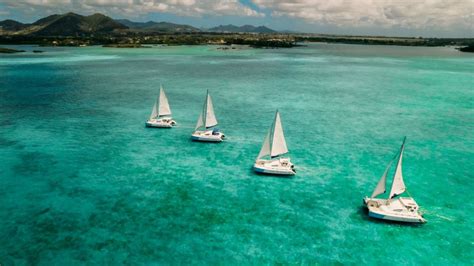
(0, 0, 473, 37)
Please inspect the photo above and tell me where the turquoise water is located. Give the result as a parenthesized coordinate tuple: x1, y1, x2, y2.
(0, 43, 473, 265)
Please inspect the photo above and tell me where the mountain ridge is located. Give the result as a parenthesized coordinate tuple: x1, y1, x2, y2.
(1, 12, 127, 36)
(116, 19, 200, 33)
(0, 12, 278, 35)
(0, 19, 29, 31)
(208, 24, 275, 33)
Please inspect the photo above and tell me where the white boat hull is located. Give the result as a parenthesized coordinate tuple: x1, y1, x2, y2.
(363, 197, 426, 223)
(253, 158, 295, 176)
(191, 130, 225, 142)
(146, 118, 176, 128)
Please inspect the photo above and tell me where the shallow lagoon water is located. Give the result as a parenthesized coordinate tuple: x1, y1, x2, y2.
(0, 43, 473, 264)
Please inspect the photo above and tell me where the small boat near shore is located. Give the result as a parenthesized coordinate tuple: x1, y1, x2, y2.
(145, 85, 176, 128)
(253, 110, 295, 176)
(191, 90, 225, 142)
(363, 137, 426, 223)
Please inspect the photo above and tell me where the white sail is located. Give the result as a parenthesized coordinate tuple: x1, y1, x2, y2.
(270, 111, 288, 157)
(195, 113, 203, 130)
(158, 86, 171, 117)
(205, 93, 218, 128)
(149, 96, 159, 120)
(371, 157, 395, 198)
(389, 138, 407, 199)
(257, 130, 271, 159)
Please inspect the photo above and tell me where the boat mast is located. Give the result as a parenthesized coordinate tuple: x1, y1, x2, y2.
(158, 85, 172, 118)
(388, 137, 407, 199)
(202, 90, 208, 129)
(269, 110, 277, 158)
(204, 90, 218, 129)
(270, 110, 288, 158)
(256, 110, 289, 160)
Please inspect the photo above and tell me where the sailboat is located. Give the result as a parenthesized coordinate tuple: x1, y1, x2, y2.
(364, 137, 426, 223)
(145, 85, 176, 128)
(191, 90, 225, 142)
(253, 110, 295, 176)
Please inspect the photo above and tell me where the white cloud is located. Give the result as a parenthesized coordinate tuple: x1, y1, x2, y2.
(2, 0, 265, 18)
(2, 0, 471, 35)
(252, 0, 473, 29)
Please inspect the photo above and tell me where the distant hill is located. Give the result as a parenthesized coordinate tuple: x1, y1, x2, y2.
(0, 13, 279, 36)
(83, 13, 128, 32)
(208, 24, 275, 33)
(116, 19, 200, 33)
(0, 19, 29, 31)
(5, 12, 127, 36)
(32, 14, 63, 26)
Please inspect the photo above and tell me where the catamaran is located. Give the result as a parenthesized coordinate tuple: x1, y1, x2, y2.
(364, 137, 426, 223)
(253, 110, 295, 176)
(145, 85, 176, 128)
(191, 90, 225, 142)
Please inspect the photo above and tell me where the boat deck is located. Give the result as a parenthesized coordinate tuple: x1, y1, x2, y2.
(365, 197, 426, 223)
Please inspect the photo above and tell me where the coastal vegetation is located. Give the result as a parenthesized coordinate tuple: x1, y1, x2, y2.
(0, 33, 298, 48)
(457, 45, 474, 53)
(103, 43, 150, 48)
(1, 12, 473, 49)
(295, 35, 474, 48)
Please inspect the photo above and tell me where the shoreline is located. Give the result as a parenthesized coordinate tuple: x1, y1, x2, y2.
(2, 42, 473, 54)
(0, 47, 25, 53)
(1, 33, 473, 50)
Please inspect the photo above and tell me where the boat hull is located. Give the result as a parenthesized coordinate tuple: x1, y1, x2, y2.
(253, 158, 295, 176)
(145, 118, 176, 128)
(191, 130, 225, 142)
(363, 197, 426, 224)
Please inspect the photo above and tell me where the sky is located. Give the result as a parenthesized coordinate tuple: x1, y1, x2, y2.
(0, 0, 473, 37)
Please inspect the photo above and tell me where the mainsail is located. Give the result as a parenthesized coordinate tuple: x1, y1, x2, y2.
(158, 86, 171, 117)
(271, 111, 288, 157)
(195, 90, 218, 130)
(389, 137, 407, 199)
(205, 93, 218, 128)
(257, 111, 288, 159)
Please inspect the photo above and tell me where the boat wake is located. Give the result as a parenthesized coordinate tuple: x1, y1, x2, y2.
(424, 211, 454, 222)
